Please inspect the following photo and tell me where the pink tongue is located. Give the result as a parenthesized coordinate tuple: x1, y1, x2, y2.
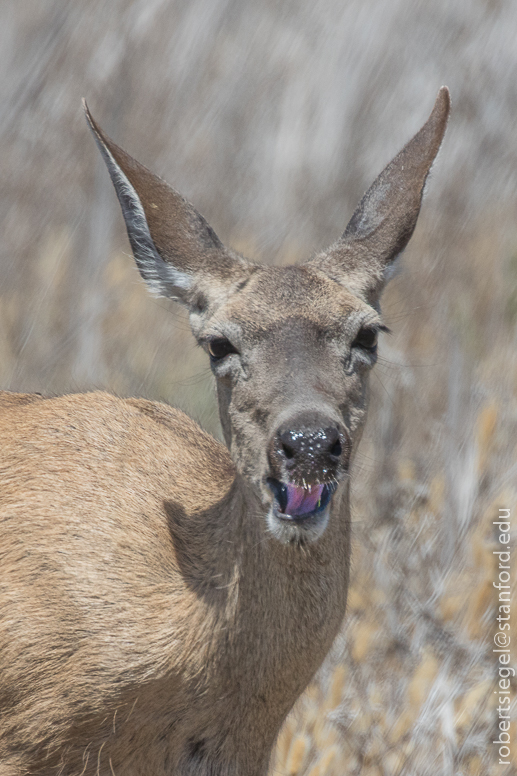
(285, 483, 325, 516)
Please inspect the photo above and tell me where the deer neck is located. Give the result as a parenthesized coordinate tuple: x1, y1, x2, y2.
(169, 471, 351, 609)
(167, 467, 350, 654)
(167, 474, 351, 767)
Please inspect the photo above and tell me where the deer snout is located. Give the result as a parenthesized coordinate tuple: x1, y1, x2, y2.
(268, 414, 350, 487)
(279, 426, 342, 462)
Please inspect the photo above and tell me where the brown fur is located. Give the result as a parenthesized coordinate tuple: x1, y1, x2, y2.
(0, 88, 449, 775)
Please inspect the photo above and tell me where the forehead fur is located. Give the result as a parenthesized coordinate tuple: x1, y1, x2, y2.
(219, 264, 370, 334)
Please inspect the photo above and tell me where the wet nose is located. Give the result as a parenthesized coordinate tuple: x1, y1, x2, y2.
(278, 426, 342, 462)
(269, 414, 349, 484)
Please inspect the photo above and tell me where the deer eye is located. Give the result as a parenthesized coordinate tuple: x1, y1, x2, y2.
(208, 338, 239, 361)
(352, 327, 378, 352)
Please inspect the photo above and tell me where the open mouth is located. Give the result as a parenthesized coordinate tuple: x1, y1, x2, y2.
(266, 478, 335, 520)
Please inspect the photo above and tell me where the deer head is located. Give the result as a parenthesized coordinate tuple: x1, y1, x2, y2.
(85, 87, 449, 545)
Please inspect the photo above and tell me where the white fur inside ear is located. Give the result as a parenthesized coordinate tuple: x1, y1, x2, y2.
(382, 254, 401, 284)
(98, 142, 193, 299)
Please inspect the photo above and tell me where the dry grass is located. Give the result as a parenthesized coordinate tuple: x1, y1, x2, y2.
(1, 1, 516, 773)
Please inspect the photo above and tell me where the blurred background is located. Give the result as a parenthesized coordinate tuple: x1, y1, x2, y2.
(1, 0, 516, 773)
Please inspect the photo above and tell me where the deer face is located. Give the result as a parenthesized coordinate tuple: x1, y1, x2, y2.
(85, 87, 449, 543)
(191, 263, 383, 542)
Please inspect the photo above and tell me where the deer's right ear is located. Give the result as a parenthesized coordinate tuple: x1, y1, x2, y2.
(84, 102, 249, 306)
(309, 87, 450, 305)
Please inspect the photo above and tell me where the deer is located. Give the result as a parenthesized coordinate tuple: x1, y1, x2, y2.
(0, 87, 449, 776)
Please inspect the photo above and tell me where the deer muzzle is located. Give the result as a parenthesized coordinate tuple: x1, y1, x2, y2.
(266, 413, 350, 521)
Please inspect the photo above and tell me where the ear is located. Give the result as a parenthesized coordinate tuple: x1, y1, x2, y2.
(83, 101, 251, 307)
(310, 87, 450, 303)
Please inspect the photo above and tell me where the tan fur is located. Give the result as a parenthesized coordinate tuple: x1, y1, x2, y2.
(0, 88, 450, 775)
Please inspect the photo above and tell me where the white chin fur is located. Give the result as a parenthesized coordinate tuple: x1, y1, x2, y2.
(266, 505, 330, 544)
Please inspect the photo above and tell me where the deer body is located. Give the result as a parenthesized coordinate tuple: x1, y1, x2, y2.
(0, 391, 348, 774)
(0, 89, 449, 775)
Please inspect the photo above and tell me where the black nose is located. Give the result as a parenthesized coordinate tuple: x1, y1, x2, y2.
(278, 426, 342, 461)
(269, 415, 349, 485)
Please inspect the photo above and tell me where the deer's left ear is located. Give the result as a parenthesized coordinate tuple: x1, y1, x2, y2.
(84, 102, 253, 308)
(310, 87, 450, 303)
